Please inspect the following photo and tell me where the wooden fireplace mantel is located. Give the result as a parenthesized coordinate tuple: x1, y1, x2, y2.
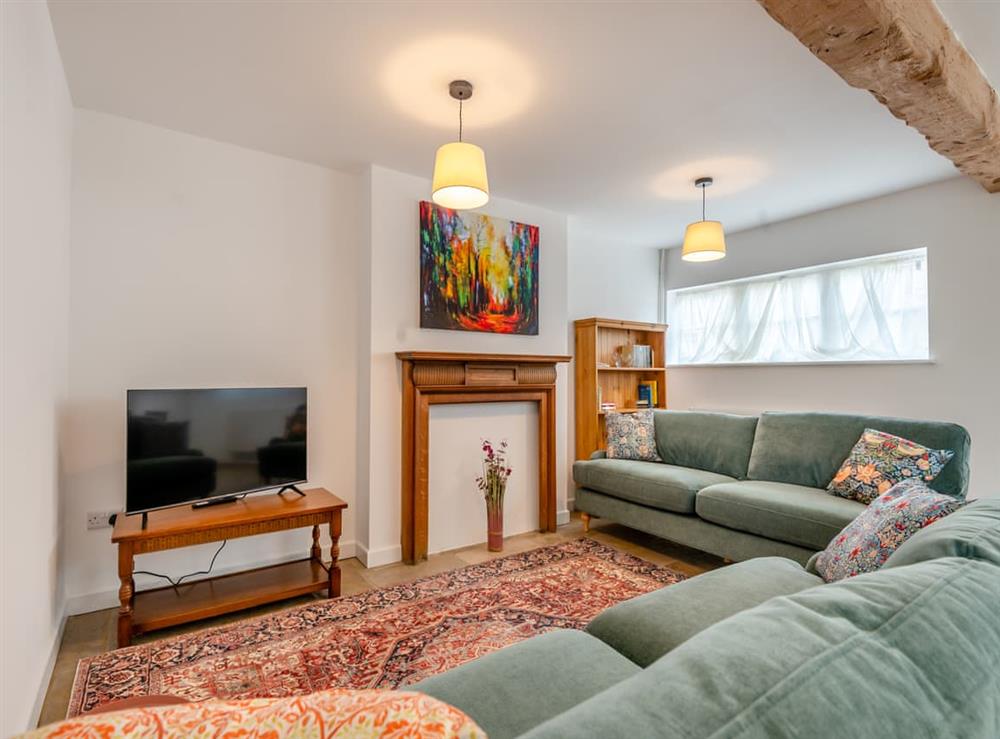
(397, 350, 571, 563)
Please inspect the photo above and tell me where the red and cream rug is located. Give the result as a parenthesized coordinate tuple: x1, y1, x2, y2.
(68, 538, 683, 717)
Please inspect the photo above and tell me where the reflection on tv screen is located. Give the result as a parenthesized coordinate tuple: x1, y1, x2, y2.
(126, 387, 307, 513)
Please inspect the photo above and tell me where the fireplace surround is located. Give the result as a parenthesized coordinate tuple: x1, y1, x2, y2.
(396, 351, 571, 563)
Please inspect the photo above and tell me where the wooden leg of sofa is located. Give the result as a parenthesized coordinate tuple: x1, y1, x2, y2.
(580, 512, 591, 533)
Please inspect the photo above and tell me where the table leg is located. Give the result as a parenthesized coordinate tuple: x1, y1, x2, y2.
(311, 525, 321, 563)
(117, 543, 134, 648)
(328, 513, 342, 598)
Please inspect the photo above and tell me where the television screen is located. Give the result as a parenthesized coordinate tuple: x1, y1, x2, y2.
(126, 387, 307, 514)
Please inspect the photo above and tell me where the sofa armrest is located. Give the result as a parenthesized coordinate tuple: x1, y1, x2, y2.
(412, 630, 639, 738)
(585, 557, 822, 667)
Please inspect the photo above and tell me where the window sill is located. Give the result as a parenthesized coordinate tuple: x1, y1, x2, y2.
(669, 359, 936, 369)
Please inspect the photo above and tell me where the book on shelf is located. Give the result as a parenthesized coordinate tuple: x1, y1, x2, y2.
(637, 380, 659, 407)
(631, 344, 653, 368)
(637, 384, 652, 408)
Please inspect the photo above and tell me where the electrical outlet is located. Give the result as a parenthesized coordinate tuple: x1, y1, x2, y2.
(87, 510, 119, 530)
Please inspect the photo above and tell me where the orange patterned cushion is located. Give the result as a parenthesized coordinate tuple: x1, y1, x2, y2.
(827, 428, 954, 505)
(20, 689, 485, 738)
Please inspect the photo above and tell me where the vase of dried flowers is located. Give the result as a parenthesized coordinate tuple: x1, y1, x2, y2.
(477, 439, 512, 552)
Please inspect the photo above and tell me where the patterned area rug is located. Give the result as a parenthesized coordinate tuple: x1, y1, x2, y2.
(68, 539, 683, 717)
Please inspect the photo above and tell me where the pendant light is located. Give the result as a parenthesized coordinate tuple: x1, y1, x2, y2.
(682, 177, 726, 262)
(431, 80, 490, 210)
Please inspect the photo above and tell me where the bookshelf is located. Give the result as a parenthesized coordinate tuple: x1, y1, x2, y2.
(573, 317, 668, 460)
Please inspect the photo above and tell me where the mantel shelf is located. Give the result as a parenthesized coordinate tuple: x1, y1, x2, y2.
(597, 367, 666, 372)
(395, 351, 571, 364)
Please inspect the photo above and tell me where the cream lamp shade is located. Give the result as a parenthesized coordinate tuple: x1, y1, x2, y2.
(682, 220, 726, 262)
(432, 141, 490, 210)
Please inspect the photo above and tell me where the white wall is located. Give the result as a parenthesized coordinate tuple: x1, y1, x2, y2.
(0, 2, 74, 732)
(568, 227, 661, 323)
(428, 402, 539, 554)
(663, 177, 1000, 496)
(358, 166, 570, 565)
(566, 226, 662, 506)
(63, 110, 363, 611)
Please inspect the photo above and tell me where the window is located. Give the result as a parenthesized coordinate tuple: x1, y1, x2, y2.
(666, 248, 929, 365)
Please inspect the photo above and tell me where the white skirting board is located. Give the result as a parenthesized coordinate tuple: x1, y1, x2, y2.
(64, 508, 571, 615)
(354, 542, 404, 568)
(359, 508, 571, 567)
(28, 600, 68, 732)
(64, 540, 358, 616)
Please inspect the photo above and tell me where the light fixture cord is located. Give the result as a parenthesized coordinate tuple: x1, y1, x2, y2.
(702, 183, 706, 221)
(458, 98, 464, 142)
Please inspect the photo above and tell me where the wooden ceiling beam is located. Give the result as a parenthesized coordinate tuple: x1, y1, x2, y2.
(758, 0, 1000, 193)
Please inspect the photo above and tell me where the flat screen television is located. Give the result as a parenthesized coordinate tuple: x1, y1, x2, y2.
(126, 387, 307, 514)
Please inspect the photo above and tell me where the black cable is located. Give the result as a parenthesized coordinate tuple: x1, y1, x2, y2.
(134, 540, 228, 588)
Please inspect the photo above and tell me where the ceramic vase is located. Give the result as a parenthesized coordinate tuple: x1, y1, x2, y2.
(486, 494, 505, 551)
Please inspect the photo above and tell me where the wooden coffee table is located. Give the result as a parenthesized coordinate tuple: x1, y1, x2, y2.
(112, 487, 347, 647)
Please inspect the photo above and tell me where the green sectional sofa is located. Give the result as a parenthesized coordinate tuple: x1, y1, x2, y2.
(572, 410, 971, 564)
(414, 500, 1000, 738)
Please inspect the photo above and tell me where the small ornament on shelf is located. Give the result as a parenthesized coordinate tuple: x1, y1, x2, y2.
(612, 344, 634, 368)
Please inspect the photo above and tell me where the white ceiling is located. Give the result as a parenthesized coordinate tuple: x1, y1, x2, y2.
(47, 0, 996, 248)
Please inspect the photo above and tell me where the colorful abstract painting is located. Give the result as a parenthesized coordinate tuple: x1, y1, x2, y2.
(419, 201, 539, 335)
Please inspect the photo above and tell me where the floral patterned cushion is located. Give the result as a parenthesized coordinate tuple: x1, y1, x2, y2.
(21, 689, 485, 739)
(816, 479, 964, 583)
(605, 409, 661, 462)
(827, 428, 955, 504)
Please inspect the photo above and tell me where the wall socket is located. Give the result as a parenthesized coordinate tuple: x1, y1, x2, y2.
(86, 510, 119, 530)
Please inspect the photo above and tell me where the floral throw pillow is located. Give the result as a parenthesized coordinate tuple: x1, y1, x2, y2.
(605, 409, 661, 462)
(816, 478, 964, 582)
(827, 428, 955, 504)
(20, 689, 486, 739)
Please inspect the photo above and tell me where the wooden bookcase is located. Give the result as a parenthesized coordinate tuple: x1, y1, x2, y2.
(573, 317, 668, 460)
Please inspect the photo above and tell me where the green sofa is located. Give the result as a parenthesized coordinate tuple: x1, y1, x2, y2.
(572, 410, 971, 564)
(413, 500, 1000, 738)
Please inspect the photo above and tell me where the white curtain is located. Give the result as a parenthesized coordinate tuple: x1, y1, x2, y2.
(666, 249, 929, 364)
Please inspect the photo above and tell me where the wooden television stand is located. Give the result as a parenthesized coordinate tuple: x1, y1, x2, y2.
(112, 487, 347, 647)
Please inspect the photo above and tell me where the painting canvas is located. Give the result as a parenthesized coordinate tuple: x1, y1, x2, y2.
(420, 201, 539, 335)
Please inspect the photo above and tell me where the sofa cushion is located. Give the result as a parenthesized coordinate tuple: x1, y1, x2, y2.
(746, 411, 970, 496)
(573, 458, 734, 514)
(815, 479, 966, 582)
(827, 428, 956, 504)
(586, 557, 821, 666)
(885, 498, 1000, 570)
(523, 558, 1000, 739)
(696, 480, 867, 550)
(605, 409, 660, 461)
(412, 629, 639, 739)
(23, 689, 485, 739)
(653, 410, 759, 479)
